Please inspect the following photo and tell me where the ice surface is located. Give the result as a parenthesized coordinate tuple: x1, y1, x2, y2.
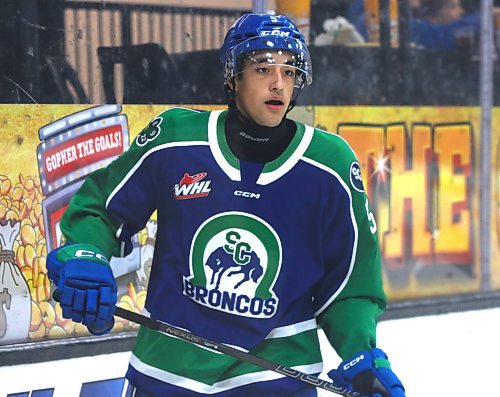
(1, 307, 498, 396)
(319, 307, 500, 396)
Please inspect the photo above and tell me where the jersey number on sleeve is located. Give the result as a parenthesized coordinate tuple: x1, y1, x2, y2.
(365, 198, 377, 234)
(136, 117, 162, 147)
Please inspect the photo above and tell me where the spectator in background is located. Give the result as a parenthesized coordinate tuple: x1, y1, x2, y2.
(347, 0, 500, 50)
(347, 0, 422, 43)
(419, 0, 464, 23)
(412, 0, 479, 49)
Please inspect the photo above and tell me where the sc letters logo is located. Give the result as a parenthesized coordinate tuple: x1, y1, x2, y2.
(349, 162, 364, 193)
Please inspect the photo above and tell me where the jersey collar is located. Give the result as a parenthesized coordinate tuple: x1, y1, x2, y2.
(208, 110, 314, 185)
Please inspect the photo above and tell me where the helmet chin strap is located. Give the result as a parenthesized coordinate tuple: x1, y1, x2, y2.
(224, 79, 236, 104)
(286, 80, 305, 115)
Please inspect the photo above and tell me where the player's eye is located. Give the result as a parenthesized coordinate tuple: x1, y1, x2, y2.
(256, 66, 269, 74)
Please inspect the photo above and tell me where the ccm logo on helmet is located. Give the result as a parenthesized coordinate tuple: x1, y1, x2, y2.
(343, 354, 364, 370)
(261, 30, 290, 37)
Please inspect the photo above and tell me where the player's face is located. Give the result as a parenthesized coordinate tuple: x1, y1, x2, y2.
(233, 50, 297, 127)
(436, 0, 464, 24)
(409, 0, 421, 9)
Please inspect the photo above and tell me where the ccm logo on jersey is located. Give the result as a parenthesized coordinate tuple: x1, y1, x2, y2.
(234, 190, 260, 199)
(174, 172, 212, 200)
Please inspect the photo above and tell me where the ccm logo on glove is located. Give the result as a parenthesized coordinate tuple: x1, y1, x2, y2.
(328, 348, 406, 397)
(343, 354, 364, 370)
(74, 249, 109, 263)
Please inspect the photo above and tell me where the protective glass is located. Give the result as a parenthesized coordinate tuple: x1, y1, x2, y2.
(223, 36, 313, 87)
(233, 51, 308, 88)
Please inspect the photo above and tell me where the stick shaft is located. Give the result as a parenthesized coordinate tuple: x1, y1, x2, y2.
(115, 307, 362, 396)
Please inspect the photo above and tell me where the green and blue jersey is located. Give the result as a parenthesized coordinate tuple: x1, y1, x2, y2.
(61, 107, 386, 396)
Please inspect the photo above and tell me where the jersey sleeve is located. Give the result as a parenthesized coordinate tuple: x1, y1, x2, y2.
(60, 111, 171, 257)
(307, 132, 387, 359)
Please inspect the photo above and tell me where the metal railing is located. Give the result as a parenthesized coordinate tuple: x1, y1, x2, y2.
(62, 2, 248, 103)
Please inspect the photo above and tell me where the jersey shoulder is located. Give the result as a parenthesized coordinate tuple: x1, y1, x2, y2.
(133, 107, 210, 148)
(301, 125, 366, 195)
(303, 126, 360, 179)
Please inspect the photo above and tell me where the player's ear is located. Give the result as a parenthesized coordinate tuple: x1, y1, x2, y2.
(227, 77, 236, 91)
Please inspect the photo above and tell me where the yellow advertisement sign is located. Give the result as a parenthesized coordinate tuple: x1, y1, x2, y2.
(0, 104, 223, 345)
(315, 106, 499, 299)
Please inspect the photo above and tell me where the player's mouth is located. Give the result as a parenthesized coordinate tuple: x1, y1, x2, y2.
(265, 99, 284, 111)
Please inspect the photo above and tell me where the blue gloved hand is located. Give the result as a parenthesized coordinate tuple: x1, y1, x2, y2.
(47, 243, 117, 335)
(328, 348, 405, 397)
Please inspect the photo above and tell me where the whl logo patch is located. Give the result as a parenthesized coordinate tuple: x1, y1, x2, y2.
(174, 172, 212, 200)
(183, 212, 282, 318)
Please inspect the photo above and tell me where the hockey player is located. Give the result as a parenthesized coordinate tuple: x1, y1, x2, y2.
(47, 13, 405, 397)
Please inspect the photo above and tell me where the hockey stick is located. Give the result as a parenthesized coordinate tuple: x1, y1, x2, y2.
(113, 306, 364, 397)
(52, 290, 361, 396)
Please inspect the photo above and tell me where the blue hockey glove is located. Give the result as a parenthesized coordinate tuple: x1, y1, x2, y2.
(47, 243, 117, 335)
(328, 348, 405, 397)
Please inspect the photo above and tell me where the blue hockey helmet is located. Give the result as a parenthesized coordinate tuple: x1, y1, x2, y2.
(220, 14, 313, 88)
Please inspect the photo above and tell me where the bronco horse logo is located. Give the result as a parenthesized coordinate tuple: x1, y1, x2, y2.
(184, 212, 282, 318)
(206, 246, 264, 290)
